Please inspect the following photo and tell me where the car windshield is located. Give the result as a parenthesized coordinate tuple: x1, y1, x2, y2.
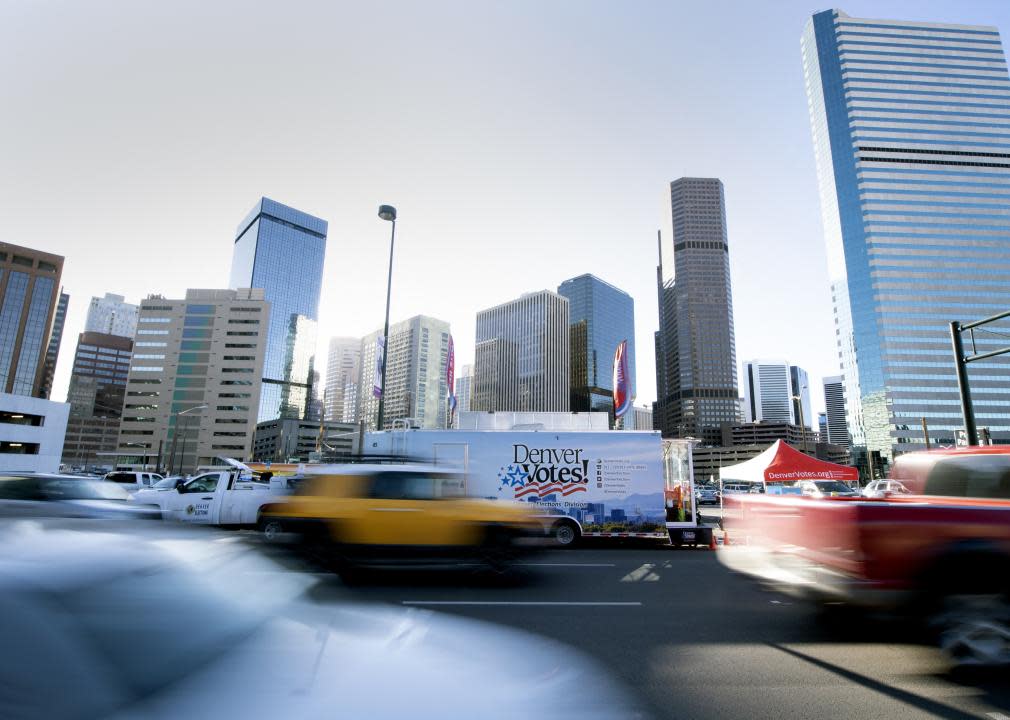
(153, 477, 180, 489)
(812, 481, 854, 493)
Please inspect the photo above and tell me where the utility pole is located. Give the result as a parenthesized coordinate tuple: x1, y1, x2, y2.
(920, 417, 930, 451)
(950, 309, 1010, 447)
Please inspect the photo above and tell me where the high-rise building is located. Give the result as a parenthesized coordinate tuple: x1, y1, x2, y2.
(61, 332, 133, 469)
(115, 289, 268, 473)
(803, 10, 1010, 456)
(742, 360, 814, 429)
(790, 365, 813, 430)
(454, 363, 473, 415)
(472, 290, 570, 413)
(0, 243, 64, 398)
(557, 274, 635, 417)
(822, 374, 850, 448)
(229, 197, 327, 423)
(39, 289, 69, 400)
(818, 412, 828, 442)
(356, 316, 451, 431)
(742, 360, 791, 424)
(324, 337, 361, 422)
(654, 178, 739, 444)
(85, 293, 138, 338)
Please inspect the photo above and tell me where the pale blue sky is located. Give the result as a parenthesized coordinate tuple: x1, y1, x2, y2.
(3, 1, 1009, 414)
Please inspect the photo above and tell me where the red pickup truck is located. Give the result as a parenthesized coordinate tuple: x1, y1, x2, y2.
(719, 446, 1010, 668)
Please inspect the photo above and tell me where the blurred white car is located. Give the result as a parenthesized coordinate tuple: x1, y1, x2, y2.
(0, 519, 647, 720)
(861, 479, 911, 498)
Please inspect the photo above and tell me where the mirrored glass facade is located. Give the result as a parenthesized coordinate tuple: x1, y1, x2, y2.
(0, 243, 63, 398)
(557, 274, 635, 417)
(229, 198, 327, 422)
(803, 10, 1010, 457)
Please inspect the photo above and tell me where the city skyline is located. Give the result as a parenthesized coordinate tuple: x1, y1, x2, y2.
(7, 2, 1010, 423)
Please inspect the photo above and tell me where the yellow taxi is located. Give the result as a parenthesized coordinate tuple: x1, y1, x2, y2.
(258, 464, 543, 572)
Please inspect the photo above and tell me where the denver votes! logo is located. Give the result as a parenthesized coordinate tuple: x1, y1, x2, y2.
(497, 443, 589, 499)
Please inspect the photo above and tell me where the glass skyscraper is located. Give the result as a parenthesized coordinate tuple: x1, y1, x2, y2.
(557, 274, 635, 418)
(803, 10, 1010, 457)
(654, 178, 740, 445)
(229, 198, 327, 422)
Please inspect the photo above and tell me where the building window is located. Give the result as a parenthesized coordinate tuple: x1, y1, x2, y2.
(0, 441, 38, 454)
(0, 412, 43, 427)
(132, 366, 163, 372)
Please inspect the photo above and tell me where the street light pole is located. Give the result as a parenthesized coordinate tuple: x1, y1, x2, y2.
(376, 204, 397, 432)
(792, 394, 809, 455)
(171, 405, 207, 476)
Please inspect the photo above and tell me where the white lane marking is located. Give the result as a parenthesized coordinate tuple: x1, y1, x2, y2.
(399, 597, 638, 601)
(516, 562, 617, 567)
(987, 714, 1010, 720)
(620, 563, 660, 582)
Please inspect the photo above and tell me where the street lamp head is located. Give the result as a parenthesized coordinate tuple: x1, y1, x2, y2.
(378, 205, 397, 222)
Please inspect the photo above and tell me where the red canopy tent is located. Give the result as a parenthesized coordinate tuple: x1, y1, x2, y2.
(719, 440, 859, 484)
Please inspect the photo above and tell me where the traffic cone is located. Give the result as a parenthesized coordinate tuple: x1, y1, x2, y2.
(709, 531, 717, 550)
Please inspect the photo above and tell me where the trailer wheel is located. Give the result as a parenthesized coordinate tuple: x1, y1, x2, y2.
(553, 521, 579, 547)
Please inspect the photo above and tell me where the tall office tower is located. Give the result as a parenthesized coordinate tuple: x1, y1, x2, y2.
(229, 197, 327, 423)
(804, 10, 1010, 455)
(61, 332, 133, 468)
(39, 289, 69, 399)
(653, 179, 739, 444)
(818, 412, 829, 441)
(324, 337, 361, 422)
(0, 242, 64, 398)
(85, 293, 139, 338)
(115, 289, 268, 474)
(790, 365, 813, 430)
(822, 374, 850, 447)
(472, 290, 570, 413)
(454, 364, 474, 414)
(742, 360, 814, 428)
(742, 360, 792, 424)
(357, 315, 451, 431)
(557, 274, 635, 417)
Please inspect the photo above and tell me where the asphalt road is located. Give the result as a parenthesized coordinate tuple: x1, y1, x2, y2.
(298, 544, 1010, 720)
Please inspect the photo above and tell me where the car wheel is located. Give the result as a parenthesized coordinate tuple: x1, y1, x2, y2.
(260, 518, 284, 542)
(931, 593, 1010, 668)
(553, 521, 579, 547)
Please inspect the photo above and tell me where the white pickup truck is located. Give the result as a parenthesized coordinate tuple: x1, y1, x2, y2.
(128, 459, 299, 527)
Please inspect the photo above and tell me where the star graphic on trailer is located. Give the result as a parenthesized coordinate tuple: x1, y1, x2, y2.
(500, 465, 526, 488)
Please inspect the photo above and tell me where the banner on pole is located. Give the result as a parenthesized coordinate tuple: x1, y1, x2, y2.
(613, 339, 631, 419)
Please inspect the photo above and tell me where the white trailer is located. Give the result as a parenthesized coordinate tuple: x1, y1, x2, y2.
(363, 429, 703, 546)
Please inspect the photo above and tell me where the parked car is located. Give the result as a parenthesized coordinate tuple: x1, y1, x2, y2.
(104, 470, 164, 493)
(695, 487, 719, 505)
(0, 474, 160, 520)
(0, 518, 643, 720)
(862, 479, 910, 498)
(793, 480, 859, 498)
(720, 483, 753, 496)
(259, 464, 544, 573)
(152, 475, 187, 490)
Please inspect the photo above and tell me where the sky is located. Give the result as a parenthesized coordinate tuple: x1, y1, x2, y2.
(4, 0, 1010, 418)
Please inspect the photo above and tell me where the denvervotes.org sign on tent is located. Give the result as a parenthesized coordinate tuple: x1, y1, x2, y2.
(720, 440, 859, 485)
